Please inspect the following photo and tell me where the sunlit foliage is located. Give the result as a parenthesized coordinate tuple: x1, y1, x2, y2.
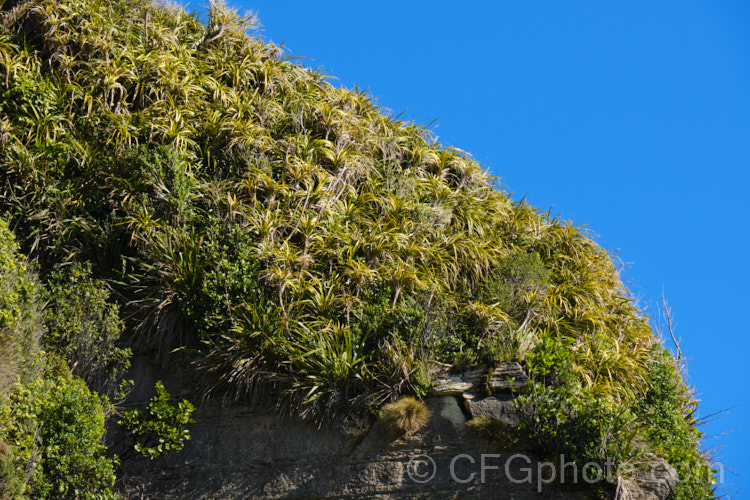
(0, 0, 714, 497)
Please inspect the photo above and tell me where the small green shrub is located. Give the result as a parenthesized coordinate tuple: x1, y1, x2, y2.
(119, 381, 195, 459)
(43, 263, 130, 389)
(520, 338, 715, 499)
(0, 440, 24, 500)
(182, 218, 262, 340)
(481, 250, 550, 323)
(524, 329, 574, 385)
(450, 349, 475, 371)
(358, 287, 430, 349)
(280, 320, 375, 424)
(408, 360, 433, 398)
(0, 218, 42, 394)
(0, 375, 118, 499)
(379, 396, 430, 437)
(520, 383, 643, 475)
(477, 329, 516, 365)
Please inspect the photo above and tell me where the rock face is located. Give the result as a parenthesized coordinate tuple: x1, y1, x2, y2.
(465, 394, 522, 427)
(432, 362, 530, 396)
(119, 399, 596, 499)
(629, 459, 679, 500)
(117, 359, 677, 499)
(431, 365, 488, 396)
(489, 362, 529, 393)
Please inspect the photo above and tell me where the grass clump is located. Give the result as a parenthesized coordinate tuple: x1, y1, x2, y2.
(379, 397, 431, 437)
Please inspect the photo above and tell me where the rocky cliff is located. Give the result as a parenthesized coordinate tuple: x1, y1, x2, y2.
(116, 358, 676, 499)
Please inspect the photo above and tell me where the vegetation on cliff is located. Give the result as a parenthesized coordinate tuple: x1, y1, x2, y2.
(0, 0, 715, 497)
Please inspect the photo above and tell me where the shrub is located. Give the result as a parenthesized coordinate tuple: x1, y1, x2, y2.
(524, 329, 574, 385)
(481, 250, 550, 323)
(0, 218, 42, 394)
(285, 322, 373, 421)
(357, 287, 430, 350)
(42, 263, 130, 390)
(0, 440, 24, 500)
(450, 349, 475, 371)
(520, 339, 715, 499)
(379, 397, 430, 437)
(477, 328, 516, 365)
(181, 218, 262, 341)
(119, 381, 195, 460)
(0, 375, 118, 499)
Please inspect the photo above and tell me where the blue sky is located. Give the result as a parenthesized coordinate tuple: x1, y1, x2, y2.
(227, 1, 749, 496)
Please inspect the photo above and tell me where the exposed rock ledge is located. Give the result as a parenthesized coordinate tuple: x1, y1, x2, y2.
(116, 358, 676, 499)
(119, 398, 595, 499)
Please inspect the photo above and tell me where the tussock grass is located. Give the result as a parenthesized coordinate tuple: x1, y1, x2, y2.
(380, 397, 430, 437)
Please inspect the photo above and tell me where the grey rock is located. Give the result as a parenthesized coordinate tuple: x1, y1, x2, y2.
(431, 365, 489, 395)
(428, 396, 467, 428)
(116, 358, 670, 500)
(431, 376, 474, 395)
(117, 397, 598, 499)
(629, 458, 679, 500)
(489, 362, 529, 393)
(466, 394, 522, 427)
(460, 366, 489, 387)
(461, 392, 481, 401)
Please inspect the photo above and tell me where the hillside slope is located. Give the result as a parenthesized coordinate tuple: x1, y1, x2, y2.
(0, 0, 715, 498)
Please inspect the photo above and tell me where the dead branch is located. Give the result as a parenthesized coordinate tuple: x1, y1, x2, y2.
(661, 289, 684, 363)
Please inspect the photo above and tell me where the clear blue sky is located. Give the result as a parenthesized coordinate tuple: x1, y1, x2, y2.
(225, 1, 749, 496)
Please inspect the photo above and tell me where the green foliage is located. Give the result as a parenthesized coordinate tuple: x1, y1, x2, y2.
(0, 218, 42, 394)
(520, 337, 714, 498)
(0, 443, 24, 500)
(42, 263, 130, 389)
(450, 348, 476, 371)
(634, 346, 714, 499)
(182, 218, 262, 340)
(481, 250, 550, 323)
(0, 222, 36, 331)
(0, 0, 717, 494)
(476, 327, 517, 365)
(0, 440, 24, 500)
(520, 382, 641, 474)
(0, 375, 118, 499)
(524, 329, 574, 384)
(358, 287, 429, 349)
(119, 381, 195, 459)
(284, 322, 371, 418)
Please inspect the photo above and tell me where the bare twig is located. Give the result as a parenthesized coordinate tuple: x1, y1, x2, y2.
(661, 289, 684, 363)
(696, 406, 736, 426)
